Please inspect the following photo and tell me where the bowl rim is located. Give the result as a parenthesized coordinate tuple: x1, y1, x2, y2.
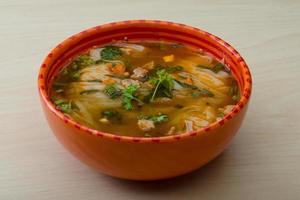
(38, 20, 252, 143)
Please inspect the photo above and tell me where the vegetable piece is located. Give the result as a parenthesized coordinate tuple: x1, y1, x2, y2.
(165, 65, 184, 73)
(149, 69, 174, 101)
(163, 54, 174, 62)
(121, 84, 143, 110)
(137, 119, 155, 132)
(80, 89, 100, 95)
(198, 88, 214, 97)
(174, 79, 198, 90)
(70, 55, 95, 70)
(109, 63, 126, 74)
(186, 77, 193, 84)
(101, 109, 122, 123)
(191, 89, 214, 97)
(51, 96, 75, 113)
(212, 63, 225, 73)
(104, 84, 122, 99)
(138, 113, 168, 124)
(101, 46, 122, 60)
(197, 62, 225, 73)
(131, 67, 149, 80)
(89, 48, 102, 61)
(229, 80, 240, 101)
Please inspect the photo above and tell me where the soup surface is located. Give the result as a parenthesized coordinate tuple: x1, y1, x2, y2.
(50, 41, 240, 137)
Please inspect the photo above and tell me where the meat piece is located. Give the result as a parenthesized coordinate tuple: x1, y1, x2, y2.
(121, 79, 141, 88)
(137, 119, 155, 132)
(131, 67, 148, 80)
(89, 48, 103, 61)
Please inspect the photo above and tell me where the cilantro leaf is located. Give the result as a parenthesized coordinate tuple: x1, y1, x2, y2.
(166, 65, 184, 73)
(197, 63, 226, 73)
(101, 46, 122, 60)
(101, 109, 122, 123)
(121, 84, 143, 110)
(51, 96, 75, 113)
(104, 84, 122, 99)
(138, 113, 168, 124)
(149, 69, 174, 101)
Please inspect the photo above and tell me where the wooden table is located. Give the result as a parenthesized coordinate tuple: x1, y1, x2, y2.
(1, 0, 299, 199)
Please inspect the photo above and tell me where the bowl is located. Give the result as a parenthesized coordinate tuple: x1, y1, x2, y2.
(38, 20, 252, 180)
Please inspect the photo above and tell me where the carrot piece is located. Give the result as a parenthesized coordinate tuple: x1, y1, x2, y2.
(163, 54, 174, 62)
(186, 77, 193, 84)
(110, 63, 126, 74)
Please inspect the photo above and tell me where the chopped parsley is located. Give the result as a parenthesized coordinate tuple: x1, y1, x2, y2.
(149, 69, 174, 101)
(104, 84, 122, 99)
(166, 65, 184, 73)
(80, 89, 100, 95)
(101, 109, 122, 123)
(121, 84, 143, 110)
(138, 113, 168, 124)
(101, 46, 122, 60)
(174, 80, 198, 90)
(70, 55, 95, 70)
(51, 96, 76, 113)
(197, 63, 226, 73)
(229, 80, 240, 101)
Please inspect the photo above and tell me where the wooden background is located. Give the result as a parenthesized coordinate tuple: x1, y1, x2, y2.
(1, 0, 299, 199)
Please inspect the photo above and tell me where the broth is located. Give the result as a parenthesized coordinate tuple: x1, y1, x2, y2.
(50, 41, 240, 137)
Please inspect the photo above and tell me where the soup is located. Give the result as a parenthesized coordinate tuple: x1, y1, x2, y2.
(50, 41, 240, 137)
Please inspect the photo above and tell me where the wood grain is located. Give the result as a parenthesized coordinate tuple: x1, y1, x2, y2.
(0, 0, 300, 199)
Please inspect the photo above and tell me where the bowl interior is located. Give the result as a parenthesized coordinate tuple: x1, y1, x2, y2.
(38, 20, 252, 141)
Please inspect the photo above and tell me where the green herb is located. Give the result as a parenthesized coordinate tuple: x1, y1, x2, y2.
(191, 92, 200, 97)
(121, 84, 143, 110)
(124, 60, 132, 69)
(217, 112, 225, 118)
(70, 71, 81, 80)
(197, 63, 225, 73)
(104, 84, 122, 99)
(80, 89, 100, 95)
(199, 88, 214, 97)
(70, 55, 95, 70)
(166, 65, 184, 73)
(192, 88, 214, 97)
(51, 96, 75, 113)
(197, 65, 211, 70)
(229, 80, 240, 101)
(86, 79, 102, 82)
(174, 80, 198, 90)
(212, 63, 225, 73)
(53, 82, 67, 91)
(149, 69, 174, 101)
(138, 113, 168, 124)
(101, 46, 122, 60)
(101, 109, 122, 123)
(159, 43, 167, 51)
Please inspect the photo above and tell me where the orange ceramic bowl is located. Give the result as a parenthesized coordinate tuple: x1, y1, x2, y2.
(38, 20, 252, 181)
